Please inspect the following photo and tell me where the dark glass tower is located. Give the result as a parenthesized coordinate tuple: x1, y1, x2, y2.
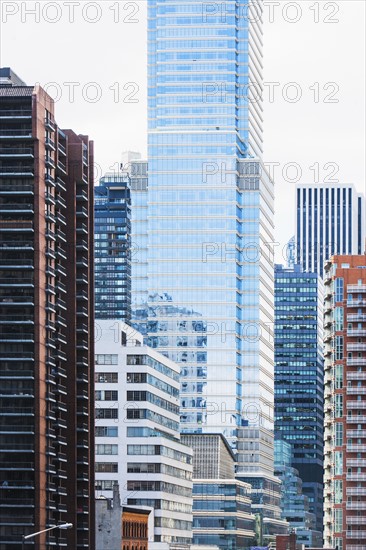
(274, 264, 324, 533)
(94, 174, 131, 322)
(0, 68, 95, 550)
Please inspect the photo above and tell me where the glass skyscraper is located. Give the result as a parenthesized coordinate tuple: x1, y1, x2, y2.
(274, 264, 324, 533)
(94, 174, 131, 321)
(144, 0, 275, 475)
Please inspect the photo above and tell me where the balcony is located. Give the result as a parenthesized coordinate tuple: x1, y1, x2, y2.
(347, 517, 366, 526)
(45, 137, 55, 150)
(346, 473, 366, 481)
(346, 488, 366, 497)
(348, 284, 366, 293)
(347, 401, 366, 409)
(347, 458, 366, 467)
(348, 299, 366, 308)
(348, 329, 366, 337)
(76, 206, 88, 217)
(0, 165, 34, 177)
(0, 147, 33, 158)
(58, 142, 67, 156)
(347, 531, 366, 539)
(0, 220, 33, 231)
(57, 160, 67, 174)
(347, 358, 366, 366)
(348, 343, 366, 352)
(346, 502, 366, 510)
(0, 128, 32, 139)
(347, 415, 366, 423)
(347, 387, 366, 395)
(346, 442, 366, 453)
(348, 313, 366, 322)
(347, 430, 366, 437)
(45, 118, 56, 131)
(45, 156, 56, 169)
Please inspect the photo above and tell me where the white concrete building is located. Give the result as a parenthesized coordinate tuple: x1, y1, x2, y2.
(94, 320, 193, 550)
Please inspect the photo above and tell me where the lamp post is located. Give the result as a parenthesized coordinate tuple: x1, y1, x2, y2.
(22, 523, 72, 550)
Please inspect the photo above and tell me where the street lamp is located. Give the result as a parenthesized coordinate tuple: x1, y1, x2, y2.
(22, 523, 72, 550)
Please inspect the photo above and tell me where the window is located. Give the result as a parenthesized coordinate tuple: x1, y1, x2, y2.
(335, 364, 343, 389)
(335, 336, 344, 360)
(95, 354, 118, 365)
(334, 508, 343, 532)
(334, 451, 343, 475)
(335, 394, 343, 417)
(95, 444, 118, 455)
(95, 480, 116, 490)
(95, 426, 118, 437)
(95, 462, 118, 473)
(335, 278, 344, 302)
(335, 423, 343, 446)
(95, 408, 118, 419)
(334, 479, 343, 503)
(95, 390, 118, 401)
(335, 307, 343, 331)
(95, 372, 118, 383)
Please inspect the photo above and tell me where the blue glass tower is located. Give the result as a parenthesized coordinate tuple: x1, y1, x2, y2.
(145, 0, 276, 476)
(94, 174, 131, 321)
(274, 264, 324, 533)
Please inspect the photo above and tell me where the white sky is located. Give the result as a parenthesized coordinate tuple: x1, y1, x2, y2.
(1, 1, 365, 262)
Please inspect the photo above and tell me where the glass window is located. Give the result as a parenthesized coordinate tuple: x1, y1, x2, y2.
(334, 451, 343, 475)
(335, 278, 344, 302)
(335, 364, 343, 389)
(335, 336, 344, 360)
(335, 423, 343, 446)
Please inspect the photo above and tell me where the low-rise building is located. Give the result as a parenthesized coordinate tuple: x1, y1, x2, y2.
(94, 320, 193, 550)
(181, 433, 256, 549)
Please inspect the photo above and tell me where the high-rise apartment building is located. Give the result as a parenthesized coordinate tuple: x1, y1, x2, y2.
(146, 0, 275, 474)
(0, 68, 95, 550)
(296, 183, 365, 277)
(94, 320, 193, 550)
(274, 264, 324, 532)
(94, 173, 131, 321)
(323, 255, 366, 550)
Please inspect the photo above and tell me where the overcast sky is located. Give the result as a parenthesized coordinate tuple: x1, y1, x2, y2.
(1, 1, 365, 261)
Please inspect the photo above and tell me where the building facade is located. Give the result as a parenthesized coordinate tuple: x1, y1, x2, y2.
(296, 184, 365, 277)
(181, 433, 256, 549)
(94, 172, 131, 322)
(323, 255, 366, 550)
(274, 264, 324, 532)
(0, 68, 95, 550)
(94, 320, 193, 549)
(274, 440, 322, 547)
(96, 484, 150, 550)
(144, 0, 276, 468)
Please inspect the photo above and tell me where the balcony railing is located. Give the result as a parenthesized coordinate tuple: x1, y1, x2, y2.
(347, 402, 366, 409)
(347, 372, 366, 381)
(347, 430, 366, 437)
(347, 343, 366, 352)
(348, 284, 366, 293)
(346, 473, 366, 481)
(348, 329, 366, 337)
(346, 502, 366, 510)
(348, 314, 366, 322)
(0, 129, 32, 137)
(348, 299, 366, 308)
(346, 531, 366, 539)
(347, 516, 366, 525)
(346, 488, 366, 497)
(0, 147, 33, 157)
(0, 166, 34, 176)
(347, 387, 366, 395)
(347, 415, 366, 423)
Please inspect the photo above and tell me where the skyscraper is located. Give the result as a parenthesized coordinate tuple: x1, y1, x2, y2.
(323, 255, 366, 550)
(94, 173, 131, 321)
(296, 183, 365, 277)
(0, 68, 95, 550)
(146, 0, 275, 469)
(274, 264, 324, 532)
